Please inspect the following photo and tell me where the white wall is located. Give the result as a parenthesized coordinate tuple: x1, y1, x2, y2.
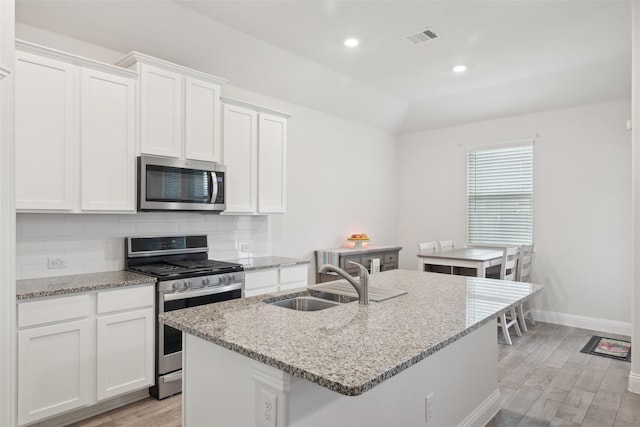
(0, 1, 17, 425)
(397, 99, 632, 332)
(14, 26, 398, 283)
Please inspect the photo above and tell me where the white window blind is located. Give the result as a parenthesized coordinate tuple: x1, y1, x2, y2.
(467, 143, 533, 245)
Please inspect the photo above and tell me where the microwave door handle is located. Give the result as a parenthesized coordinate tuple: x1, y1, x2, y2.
(209, 171, 218, 203)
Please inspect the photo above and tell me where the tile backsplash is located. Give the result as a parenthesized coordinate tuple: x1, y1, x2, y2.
(16, 213, 270, 280)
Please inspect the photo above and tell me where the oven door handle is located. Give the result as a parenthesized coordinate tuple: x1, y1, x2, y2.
(162, 282, 243, 301)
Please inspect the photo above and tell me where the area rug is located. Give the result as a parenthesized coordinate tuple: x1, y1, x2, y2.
(580, 336, 631, 362)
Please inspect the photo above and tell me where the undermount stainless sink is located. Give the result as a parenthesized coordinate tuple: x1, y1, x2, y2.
(309, 291, 359, 304)
(269, 296, 340, 311)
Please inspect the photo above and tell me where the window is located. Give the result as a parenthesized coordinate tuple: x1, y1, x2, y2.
(467, 143, 533, 245)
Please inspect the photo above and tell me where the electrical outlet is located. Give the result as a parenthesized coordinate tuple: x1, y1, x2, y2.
(260, 389, 277, 427)
(425, 393, 434, 424)
(47, 257, 66, 269)
(241, 242, 250, 252)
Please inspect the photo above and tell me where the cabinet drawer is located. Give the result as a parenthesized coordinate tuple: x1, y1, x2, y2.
(97, 285, 154, 314)
(279, 265, 307, 284)
(245, 269, 279, 290)
(340, 255, 361, 269)
(384, 252, 398, 263)
(18, 294, 92, 328)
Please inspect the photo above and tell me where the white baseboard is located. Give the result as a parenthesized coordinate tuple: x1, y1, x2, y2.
(531, 309, 632, 336)
(629, 372, 640, 394)
(32, 389, 150, 427)
(458, 388, 500, 427)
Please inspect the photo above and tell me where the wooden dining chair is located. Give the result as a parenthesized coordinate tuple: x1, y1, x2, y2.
(497, 246, 522, 345)
(417, 241, 452, 273)
(418, 241, 437, 255)
(417, 241, 437, 270)
(437, 240, 456, 252)
(515, 244, 535, 332)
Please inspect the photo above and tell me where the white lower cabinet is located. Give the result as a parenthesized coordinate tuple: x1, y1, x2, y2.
(278, 265, 309, 292)
(244, 264, 308, 297)
(18, 316, 93, 425)
(96, 287, 154, 401)
(17, 286, 154, 426)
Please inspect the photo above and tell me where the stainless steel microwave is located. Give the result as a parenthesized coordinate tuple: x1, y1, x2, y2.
(138, 155, 226, 212)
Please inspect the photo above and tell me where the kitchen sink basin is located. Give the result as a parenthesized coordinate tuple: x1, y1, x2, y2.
(269, 296, 339, 311)
(309, 291, 359, 304)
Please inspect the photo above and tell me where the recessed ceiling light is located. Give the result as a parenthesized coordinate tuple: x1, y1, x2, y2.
(343, 38, 360, 48)
(453, 65, 467, 73)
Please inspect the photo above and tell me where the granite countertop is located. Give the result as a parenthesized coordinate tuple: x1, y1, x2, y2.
(161, 269, 543, 396)
(230, 256, 310, 272)
(16, 271, 157, 300)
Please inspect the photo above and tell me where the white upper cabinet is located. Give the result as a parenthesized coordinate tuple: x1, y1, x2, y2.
(16, 50, 75, 210)
(258, 113, 288, 213)
(80, 69, 136, 211)
(185, 77, 222, 162)
(138, 64, 183, 158)
(117, 52, 226, 163)
(223, 104, 258, 213)
(15, 41, 137, 213)
(222, 97, 291, 214)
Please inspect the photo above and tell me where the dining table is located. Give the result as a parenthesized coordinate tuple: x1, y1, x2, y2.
(417, 247, 504, 278)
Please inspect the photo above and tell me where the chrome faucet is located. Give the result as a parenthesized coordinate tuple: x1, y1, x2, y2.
(318, 261, 369, 305)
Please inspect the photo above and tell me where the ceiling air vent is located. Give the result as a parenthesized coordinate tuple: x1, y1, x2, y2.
(404, 27, 440, 45)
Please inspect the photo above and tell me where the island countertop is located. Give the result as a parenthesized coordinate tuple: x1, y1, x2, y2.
(161, 269, 543, 396)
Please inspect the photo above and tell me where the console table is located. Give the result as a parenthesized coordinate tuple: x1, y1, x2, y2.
(315, 245, 402, 283)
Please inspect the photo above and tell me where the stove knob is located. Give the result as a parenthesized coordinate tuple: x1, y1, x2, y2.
(230, 275, 235, 282)
(172, 282, 179, 290)
(185, 280, 192, 289)
(218, 276, 224, 284)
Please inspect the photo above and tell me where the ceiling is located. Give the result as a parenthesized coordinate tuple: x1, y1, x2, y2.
(15, 0, 632, 134)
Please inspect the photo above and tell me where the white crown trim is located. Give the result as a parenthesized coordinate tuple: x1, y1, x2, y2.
(116, 51, 227, 85)
(221, 96, 292, 119)
(16, 39, 137, 78)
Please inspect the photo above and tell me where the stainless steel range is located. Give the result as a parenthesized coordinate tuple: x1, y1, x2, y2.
(125, 235, 244, 399)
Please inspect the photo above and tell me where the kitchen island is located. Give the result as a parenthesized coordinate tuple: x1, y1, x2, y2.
(161, 269, 543, 427)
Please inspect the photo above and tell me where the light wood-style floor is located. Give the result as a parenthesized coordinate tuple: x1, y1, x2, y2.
(68, 393, 181, 427)
(489, 322, 636, 427)
(71, 322, 635, 427)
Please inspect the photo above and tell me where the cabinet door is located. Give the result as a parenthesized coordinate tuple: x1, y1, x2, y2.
(223, 104, 258, 213)
(279, 265, 308, 291)
(96, 307, 154, 401)
(15, 51, 75, 210)
(80, 68, 135, 211)
(258, 113, 287, 213)
(244, 269, 278, 297)
(139, 64, 183, 158)
(185, 77, 221, 162)
(18, 318, 93, 425)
